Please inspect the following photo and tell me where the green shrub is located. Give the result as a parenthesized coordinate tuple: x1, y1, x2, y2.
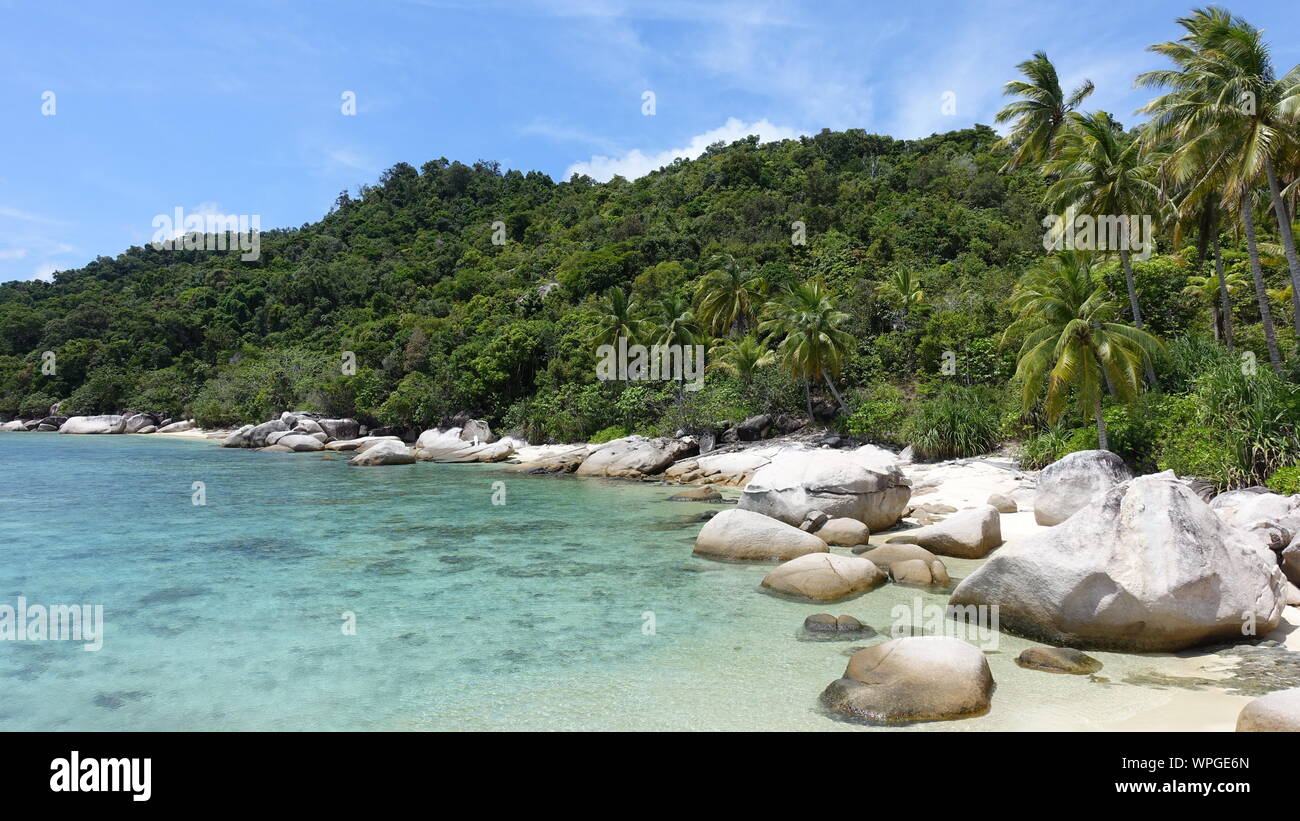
(590, 425, 628, 444)
(904, 385, 1001, 461)
(1265, 465, 1300, 496)
(1019, 425, 1083, 469)
(843, 382, 909, 445)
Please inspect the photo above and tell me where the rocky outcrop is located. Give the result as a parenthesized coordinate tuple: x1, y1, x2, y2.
(1015, 647, 1102, 675)
(1034, 450, 1132, 526)
(1211, 491, 1300, 552)
(692, 508, 828, 562)
(760, 553, 886, 601)
(814, 517, 871, 547)
(886, 504, 1002, 559)
(575, 435, 697, 479)
(458, 419, 496, 444)
(347, 440, 416, 466)
(662, 447, 778, 487)
(276, 434, 325, 452)
(950, 472, 1288, 651)
(324, 436, 400, 452)
(123, 413, 158, 434)
(505, 445, 592, 474)
(156, 419, 195, 434)
(58, 415, 127, 434)
(317, 418, 361, 441)
(819, 636, 994, 722)
(246, 419, 289, 448)
(1236, 687, 1300, 732)
(1283, 540, 1300, 587)
(221, 425, 255, 447)
(738, 450, 910, 531)
(412, 428, 515, 462)
(0, 420, 27, 431)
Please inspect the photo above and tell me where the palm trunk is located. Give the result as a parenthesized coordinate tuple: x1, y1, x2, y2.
(1264, 158, 1300, 336)
(1215, 240, 1234, 351)
(822, 373, 850, 414)
(1242, 198, 1283, 375)
(1094, 396, 1108, 452)
(804, 377, 813, 421)
(1120, 249, 1157, 384)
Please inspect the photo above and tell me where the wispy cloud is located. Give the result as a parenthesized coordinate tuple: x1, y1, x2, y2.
(565, 117, 804, 181)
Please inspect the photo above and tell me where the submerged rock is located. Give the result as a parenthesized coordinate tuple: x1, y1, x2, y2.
(886, 504, 1002, 559)
(803, 614, 870, 635)
(692, 508, 827, 562)
(1034, 450, 1131, 526)
(819, 636, 994, 723)
(950, 472, 1287, 652)
(761, 553, 886, 601)
(668, 485, 722, 502)
(889, 558, 951, 587)
(1016, 646, 1102, 675)
(1236, 687, 1300, 732)
(738, 450, 910, 531)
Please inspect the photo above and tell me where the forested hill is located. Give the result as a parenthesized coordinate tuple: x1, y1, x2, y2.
(0, 125, 1046, 433)
(1, 122, 1295, 493)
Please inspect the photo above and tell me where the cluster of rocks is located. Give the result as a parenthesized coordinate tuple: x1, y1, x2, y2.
(1, 412, 197, 435)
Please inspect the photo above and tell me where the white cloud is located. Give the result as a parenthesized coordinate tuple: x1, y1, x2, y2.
(33, 263, 58, 282)
(0, 248, 28, 260)
(565, 117, 804, 181)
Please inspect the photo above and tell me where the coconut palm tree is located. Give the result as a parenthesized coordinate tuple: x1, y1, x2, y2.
(591, 287, 645, 348)
(694, 253, 767, 337)
(1137, 6, 1300, 336)
(645, 293, 702, 349)
(1005, 252, 1163, 451)
(707, 334, 775, 387)
(1183, 268, 1246, 340)
(994, 51, 1095, 171)
(1043, 110, 1164, 382)
(759, 280, 855, 418)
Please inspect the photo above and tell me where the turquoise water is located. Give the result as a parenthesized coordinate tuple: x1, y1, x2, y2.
(0, 434, 1241, 731)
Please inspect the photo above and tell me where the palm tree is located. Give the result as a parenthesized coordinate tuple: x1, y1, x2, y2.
(875, 268, 925, 309)
(1137, 7, 1300, 338)
(1043, 110, 1164, 383)
(694, 253, 767, 337)
(1005, 252, 1163, 451)
(707, 334, 775, 387)
(759, 280, 855, 418)
(646, 293, 702, 349)
(994, 51, 1095, 171)
(591, 287, 645, 348)
(1183, 268, 1246, 340)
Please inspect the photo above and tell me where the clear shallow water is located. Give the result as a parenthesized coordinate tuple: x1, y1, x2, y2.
(0, 434, 1233, 731)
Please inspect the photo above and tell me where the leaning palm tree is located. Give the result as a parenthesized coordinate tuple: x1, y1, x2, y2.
(1183, 268, 1246, 340)
(759, 280, 855, 418)
(1137, 6, 1300, 336)
(707, 334, 775, 387)
(1006, 252, 1163, 451)
(694, 253, 767, 337)
(591, 286, 645, 348)
(1043, 110, 1164, 383)
(994, 51, 1095, 171)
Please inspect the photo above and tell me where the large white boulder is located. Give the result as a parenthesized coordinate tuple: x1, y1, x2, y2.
(1034, 449, 1132, 525)
(1236, 687, 1300, 732)
(413, 428, 515, 462)
(576, 435, 696, 479)
(761, 553, 886, 601)
(1211, 491, 1300, 552)
(324, 435, 400, 452)
(347, 439, 416, 466)
(275, 434, 325, 452)
(738, 450, 911, 531)
(58, 415, 127, 435)
(156, 419, 195, 434)
(693, 508, 828, 562)
(950, 472, 1288, 651)
(886, 504, 1003, 559)
(819, 636, 994, 722)
(1, 420, 27, 431)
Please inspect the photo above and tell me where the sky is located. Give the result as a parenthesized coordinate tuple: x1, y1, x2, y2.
(0, 0, 1296, 282)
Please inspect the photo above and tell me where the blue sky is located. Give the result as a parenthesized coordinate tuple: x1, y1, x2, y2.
(1, 0, 1295, 282)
